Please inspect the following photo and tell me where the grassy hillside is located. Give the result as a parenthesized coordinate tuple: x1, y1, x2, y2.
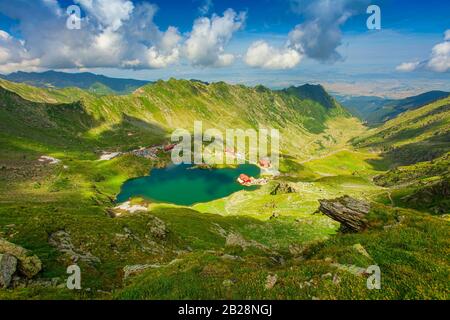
(373, 153, 450, 214)
(0, 71, 149, 95)
(0, 79, 448, 300)
(337, 91, 449, 125)
(0, 78, 364, 161)
(353, 96, 450, 166)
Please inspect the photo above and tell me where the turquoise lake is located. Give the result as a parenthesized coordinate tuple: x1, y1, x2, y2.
(116, 164, 260, 206)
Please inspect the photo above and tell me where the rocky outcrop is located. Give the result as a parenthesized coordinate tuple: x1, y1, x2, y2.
(0, 238, 42, 278)
(48, 231, 100, 264)
(0, 254, 17, 288)
(265, 274, 278, 290)
(403, 178, 450, 214)
(318, 196, 370, 232)
(270, 182, 298, 195)
(147, 216, 167, 240)
(123, 264, 160, 279)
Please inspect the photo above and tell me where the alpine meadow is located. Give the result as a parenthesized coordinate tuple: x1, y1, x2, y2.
(0, 0, 449, 303)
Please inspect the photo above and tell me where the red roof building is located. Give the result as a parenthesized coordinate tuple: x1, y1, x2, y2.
(238, 174, 252, 184)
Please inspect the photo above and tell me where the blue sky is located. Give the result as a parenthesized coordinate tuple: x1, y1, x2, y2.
(0, 0, 449, 97)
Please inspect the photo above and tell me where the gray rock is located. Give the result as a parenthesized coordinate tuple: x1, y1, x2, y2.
(147, 216, 167, 240)
(318, 196, 370, 232)
(0, 238, 42, 278)
(270, 182, 298, 195)
(221, 254, 244, 261)
(0, 253, 17, 288)
(265, 274, 278, 289)
(123, 264, 160, 279)
(48, 231, 100, 264)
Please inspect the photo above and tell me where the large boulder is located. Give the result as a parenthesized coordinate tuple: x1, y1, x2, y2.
(0, 253, 17, 288)
(0, 238, 42, 278)
(318, 196, 370, 232)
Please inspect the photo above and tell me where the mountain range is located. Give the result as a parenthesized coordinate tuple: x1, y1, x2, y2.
(0, 72, 448, 300)
(0, 71, 150, 95)
(336, 90, 449, 125)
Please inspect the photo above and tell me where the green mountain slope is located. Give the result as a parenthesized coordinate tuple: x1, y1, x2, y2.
(337, 91, 449, 125)
(374, 152, 450, 214)
(1, 78, 448, 300)
(0, 78, 362, 161)
(353, 96, 450, 166)
(282, 84, 338, 110)
(0, 71, 150, 95)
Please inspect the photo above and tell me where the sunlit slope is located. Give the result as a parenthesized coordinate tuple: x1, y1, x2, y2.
(0, 78, 365, 160)
(353, 96, 450, 166)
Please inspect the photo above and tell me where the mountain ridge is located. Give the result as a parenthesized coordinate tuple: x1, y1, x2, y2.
(0, 70, 150, 95)
(336, 90, 449, 125)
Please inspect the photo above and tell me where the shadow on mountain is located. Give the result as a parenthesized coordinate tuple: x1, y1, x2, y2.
(367, 131, 450, 168)
(0, 86, 168, 154)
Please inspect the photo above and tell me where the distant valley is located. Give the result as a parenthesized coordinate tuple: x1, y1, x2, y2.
(335, 91, 449, 125)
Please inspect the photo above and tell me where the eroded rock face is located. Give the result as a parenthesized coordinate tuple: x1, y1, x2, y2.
(0, 238, 42, 278)
(0, 253, 17, 288)
(318, 196, 370, 232)
(270, 182, 298, 195)
(48, 231, 100, 264)
(147, 216, 167, 240)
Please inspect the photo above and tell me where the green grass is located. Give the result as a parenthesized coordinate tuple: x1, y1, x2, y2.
(0, 79, 449, 300)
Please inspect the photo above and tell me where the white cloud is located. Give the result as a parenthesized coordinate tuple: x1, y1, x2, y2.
(0, 30, 41, 73)
(185, 9, 246, 67)
(427, 39, 450, 72)
(199, 0, 213, 15)
(395, 61, 420, 72)
(74, 0, 134, 31)
(244, 0, 369, 69)
(244, 41, 302, 69)
(397, 30, 450, 73)
(0, 1, 247, 72)
(0, 0, 181, 72)
(445, 30, 450, 41)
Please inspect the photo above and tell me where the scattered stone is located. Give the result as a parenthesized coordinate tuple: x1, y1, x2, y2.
(221, 254, 243, 261)
(288, 244, 304, 256)
(299, 278, 316, 289)
(321, 272, 332, 279)
(38, 155, 60, 165)
(318, 196, 370, 232)
(211, 223, 228, 238)
(10, 276, 61, 289)
(0, 254, 17, 288)
(48, 231, 100, 264)
(265, 274, 278, 290)
(383, 215, 406, 230)
(123, 259, 182, 280)
(270, 182, 298, 195)
(147, 216, 167, 240)
(332, 274, 341, 285)
(331, 263, 367, 276)
(352, 243, 372, 260)
(0, 238, 42, 278)
(225, 233, 250, 249)
(123, 264, 160, 279)
(99, 152, 121, 161)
